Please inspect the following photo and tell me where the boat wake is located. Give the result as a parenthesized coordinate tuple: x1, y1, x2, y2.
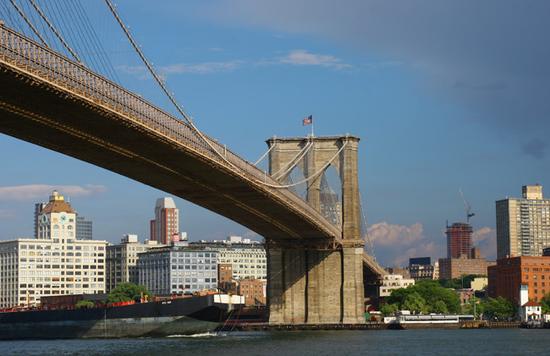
(167, 332, 225, 338)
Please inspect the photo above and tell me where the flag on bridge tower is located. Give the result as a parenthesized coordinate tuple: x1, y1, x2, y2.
(302, 115, 313, 126)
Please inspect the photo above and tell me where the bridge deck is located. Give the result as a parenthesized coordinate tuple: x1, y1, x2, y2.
(0, 24, 383, 275)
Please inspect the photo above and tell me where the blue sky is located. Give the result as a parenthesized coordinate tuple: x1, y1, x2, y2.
(1, 0, 549, 266)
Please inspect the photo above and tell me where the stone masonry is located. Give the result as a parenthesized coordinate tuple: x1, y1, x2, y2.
(266, 136, 365, 324)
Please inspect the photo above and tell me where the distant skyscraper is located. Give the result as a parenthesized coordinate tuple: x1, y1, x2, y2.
(496, 185, 550, 259)
(33, 202, 47, 239)
(76, 215, 93, 240)
(446, 222, 473, 259)
(150, 197, 179, 244)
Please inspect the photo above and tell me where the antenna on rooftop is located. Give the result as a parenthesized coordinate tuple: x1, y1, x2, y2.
(459, 188, 475, 223)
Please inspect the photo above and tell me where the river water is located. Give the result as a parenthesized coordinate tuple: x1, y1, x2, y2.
(2, 329, 548, 355)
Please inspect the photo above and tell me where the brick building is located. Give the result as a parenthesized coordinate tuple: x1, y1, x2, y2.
(438, 257, 495, 280)
(238, 279, 266, 306)
(488, 256, 550, 304)
(446, 223, 473, 258)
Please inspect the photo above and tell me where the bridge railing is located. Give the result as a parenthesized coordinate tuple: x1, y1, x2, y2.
(0, 24, 341, 240)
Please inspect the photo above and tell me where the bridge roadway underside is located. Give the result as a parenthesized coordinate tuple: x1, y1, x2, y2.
(0, 65, 337, 244)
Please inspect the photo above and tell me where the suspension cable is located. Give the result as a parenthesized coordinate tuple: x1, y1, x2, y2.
(104, 0, 344, 191)
(253, 143, 275, 166)
(271, 141, 313, 180)
(27, 0, 81, 62)
(8, 0, 48, 46)
(359, 190, 375, 259)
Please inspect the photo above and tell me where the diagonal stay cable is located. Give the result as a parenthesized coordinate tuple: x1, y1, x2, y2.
(8, 0, 48, 46)
(27, 0, 81, 63)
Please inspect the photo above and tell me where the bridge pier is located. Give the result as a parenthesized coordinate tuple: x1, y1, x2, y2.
(266, 135, 366, 324)
(267, 245, 364, 324)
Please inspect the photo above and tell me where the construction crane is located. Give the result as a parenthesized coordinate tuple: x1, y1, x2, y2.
(459, 188, 475, 223)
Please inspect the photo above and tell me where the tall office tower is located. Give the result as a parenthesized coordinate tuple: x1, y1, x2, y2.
(33, 202, 47, 239)
(446, 222, 473, 258)
(36, 190, 76, 240)
(150, 197, 179, 244)
(496, 185, 550, 259)
(76, 216, 93, 240)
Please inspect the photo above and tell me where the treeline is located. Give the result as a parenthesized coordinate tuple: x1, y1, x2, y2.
(381, 279, 519, 320)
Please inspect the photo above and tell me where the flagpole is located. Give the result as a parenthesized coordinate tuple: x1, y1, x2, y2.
(311, 120, 314, 138)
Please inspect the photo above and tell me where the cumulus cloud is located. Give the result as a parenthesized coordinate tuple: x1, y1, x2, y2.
(206, 0, 550, 156)
(278, 50, 350, 69)
(368, 222, 424, 247)
(367, 221, 445, 267)
(472, 226, 497, 260)
(0, 184, 107, 201)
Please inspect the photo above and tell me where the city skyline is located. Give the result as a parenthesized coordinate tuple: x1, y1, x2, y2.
(1, 1, 549, 267)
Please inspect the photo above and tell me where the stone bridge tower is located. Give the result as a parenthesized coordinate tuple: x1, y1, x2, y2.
(265, 135, 365, 324)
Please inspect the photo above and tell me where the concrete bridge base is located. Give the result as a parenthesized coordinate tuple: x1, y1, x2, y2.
(267, 246, 364, 324)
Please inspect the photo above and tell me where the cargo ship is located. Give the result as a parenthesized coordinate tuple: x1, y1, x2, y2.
(0, 294, 243, 339)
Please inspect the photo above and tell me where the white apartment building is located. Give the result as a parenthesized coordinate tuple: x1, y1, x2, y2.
(496, 185, 550, 259)
(191, 237, 266, 280)
(0, 238, 107, 308)
(0, 191, 107, 308)
(379, 274, 415, 297)
(106, 234, 160, 292)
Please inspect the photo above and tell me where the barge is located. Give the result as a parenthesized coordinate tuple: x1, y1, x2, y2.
(0, 294, 243, 339)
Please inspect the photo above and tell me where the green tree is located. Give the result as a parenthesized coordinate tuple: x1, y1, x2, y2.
(108, 283, 151, 303)
(75, 300, 95, 309)
(433, 300, 448, 314)
(386, 280, 461, 314)
(541, 294, 550, 314)
(481, 297, 516, 320)
(402, 292, 427, 314)
(380, 303, 399, 316)
(462, 296, 483, 318)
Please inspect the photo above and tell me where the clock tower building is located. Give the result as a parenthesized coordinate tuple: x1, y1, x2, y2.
(37, 190, 77, 241)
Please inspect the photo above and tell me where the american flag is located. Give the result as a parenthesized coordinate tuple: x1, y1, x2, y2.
(302, 115, 313, 126)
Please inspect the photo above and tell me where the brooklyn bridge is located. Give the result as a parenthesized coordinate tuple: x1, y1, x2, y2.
(0, 1, 385, 324)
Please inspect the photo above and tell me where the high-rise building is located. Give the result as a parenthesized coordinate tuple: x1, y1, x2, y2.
(149, 197, 179, 245)
(106, 234, 160, 292)
(446, 223, 473, 258)
(33, 202, 47, 239)
(76, 216, 93, 240)
(496, 185, 550, 259)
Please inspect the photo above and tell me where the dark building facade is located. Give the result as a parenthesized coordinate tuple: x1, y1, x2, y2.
(409, 257, 434, 280)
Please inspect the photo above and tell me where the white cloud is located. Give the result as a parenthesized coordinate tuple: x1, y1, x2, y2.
(472, 226, 496, 260)
(368, 221, 424, 247)
(0, 184, 107, 201)
(367, 221, 445, 267)
(279, 50, 351, 69)
(161, 60, 244, 75)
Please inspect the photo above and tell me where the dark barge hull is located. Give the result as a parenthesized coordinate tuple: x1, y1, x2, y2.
(0, 295, 228, 339)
